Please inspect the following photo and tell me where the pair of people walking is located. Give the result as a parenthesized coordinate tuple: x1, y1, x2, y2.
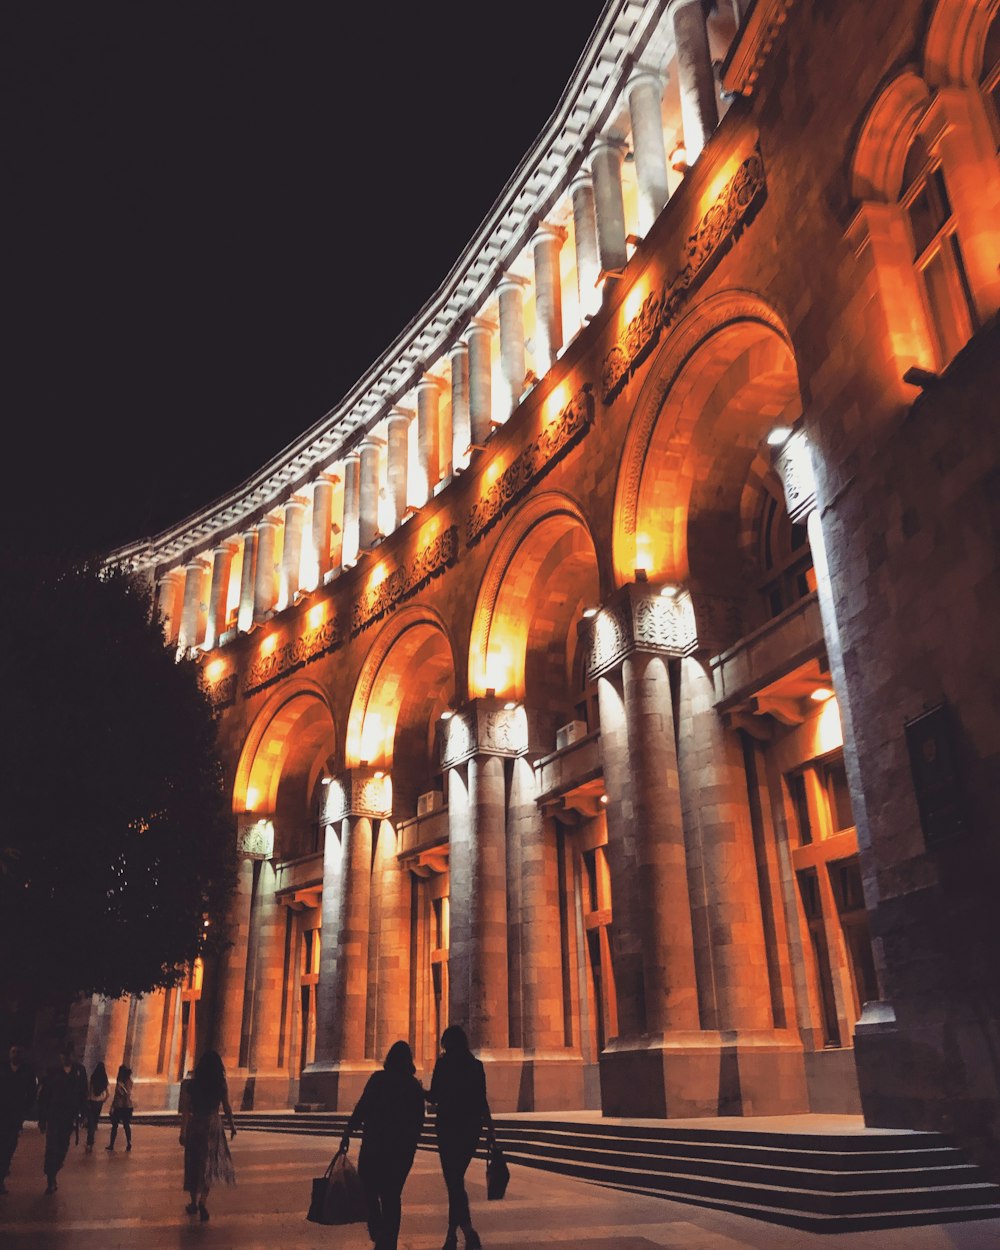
(83, 1061, 133, 1152)
(341, 1025, 493, 1250)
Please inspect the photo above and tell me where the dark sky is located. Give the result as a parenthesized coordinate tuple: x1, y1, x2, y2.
(6, 3, 608, 556)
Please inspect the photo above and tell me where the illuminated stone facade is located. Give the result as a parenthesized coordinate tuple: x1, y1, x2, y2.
(80, 0, 1000, 1170)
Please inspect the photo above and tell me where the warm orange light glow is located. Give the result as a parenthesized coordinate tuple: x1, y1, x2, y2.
(359, 712, 385, 764)
(205, 658, 226, 683)
(699, 152, 743, 220)
(370, 560, 389, 588)
(307, 602, 326, 629)
(261, 632, 278, 656)
(622, 274, 651, 325)
(245, 788, 260, 812)
(545, 380, 571, 423)
(810, 686, 835, 702)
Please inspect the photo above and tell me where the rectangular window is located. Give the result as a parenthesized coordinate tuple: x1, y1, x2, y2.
(822, 757, 854, 833)
(788, 771, 813, 845)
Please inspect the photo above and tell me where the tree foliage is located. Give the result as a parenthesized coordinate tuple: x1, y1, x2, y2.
(1, 553, 236, 1005)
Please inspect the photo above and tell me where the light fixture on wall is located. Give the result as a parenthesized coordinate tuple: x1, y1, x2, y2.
(582, 607, 598, 618)
(670, 142, 688, 173)
(440, 709, 454, 721)
(810, 687, 835, 703)
(767, 426, 792, 447)
(504, 701, 518, 711)
(659, 584, 679, 599)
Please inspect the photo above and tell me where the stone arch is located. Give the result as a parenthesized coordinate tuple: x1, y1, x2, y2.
(469, 491, 601, 716)
(233, 677, 337, 860)
(851, 69, 931, 201)
(346, 606, 457, 815)
(924, 0, 1000, 88)
(612, 290, 798, 591)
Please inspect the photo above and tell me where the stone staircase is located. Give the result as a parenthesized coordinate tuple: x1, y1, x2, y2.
(136, 1110, 1000, 1233)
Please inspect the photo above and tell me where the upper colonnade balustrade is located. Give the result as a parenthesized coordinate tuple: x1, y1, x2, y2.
(132, 0, 754, 653)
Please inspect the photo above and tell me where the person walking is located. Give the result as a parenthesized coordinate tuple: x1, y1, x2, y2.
(37, 1042, 87, 1194)
(340, 1040, 425, 1250)
(0, 1046, 37, 1194)
(427, 1026, 494, 1250)
(84, 1062, 109, 1152)
(107, 1064, 134, 1152)
(178, 1050, 236, 1222)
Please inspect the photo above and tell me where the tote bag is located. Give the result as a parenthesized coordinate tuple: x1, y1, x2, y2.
(307, 1148, 367, 1225)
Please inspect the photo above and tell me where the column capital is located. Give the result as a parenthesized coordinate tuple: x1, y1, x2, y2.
(448, 339, 469, 361)
(158, 567, 185, 584)
(236, 812, 275, 861)
(627, 64, 667, 94)
(468, 313, 497, 334)
(283, 494, 309, 512)
(258, 512, 283, 530)
(439, 698, 551, 770)
(184, 555, 211, 572)
(590, 134, 627, 161)
(496, 272, 530, 295)
(532, 220, 568, 247)
(344, 449, 362, 464)
(771, 428, 817, 524)
(417, 372, 446, 392)
(211, 540, 239, 558)
(314, 471, 340, 487)
(569, 169, 594, 195)
(359, 433, 385, 450)
(583, 582, 697, 680)
(388, 406, 414, 427)
(321, 766, 392, 822)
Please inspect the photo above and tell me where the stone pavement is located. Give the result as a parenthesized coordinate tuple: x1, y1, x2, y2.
(2, 1125, 999, 1250)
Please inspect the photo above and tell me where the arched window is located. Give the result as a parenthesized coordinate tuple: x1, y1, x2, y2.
(899, 134, 978, 367)
(757, 475, 814, 621)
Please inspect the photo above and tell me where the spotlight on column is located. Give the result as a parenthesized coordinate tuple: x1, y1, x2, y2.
(374, 770, 385, 780)
(321, 777, 333, 786)
(504, 701, 518, 711)
(600, 794, 609, 805)
(440, 709, 454, 721)
(670, 143, 689, 174)
(659, 584, 679, 599)
(582, 607, 598, 619)
(767, 425, 792, 447)
(810, 687, 835, 703)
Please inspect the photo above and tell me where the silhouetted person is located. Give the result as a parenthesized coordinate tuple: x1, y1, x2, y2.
(84, 1061, 109, 1152)
(179, 1050, 236, 1221)
(0, 1045, 37, 1194)
(427, 1026, 494, 1250)
(341, 1040, 425, 1250)
(37, 1042, 87, 1194)
(107, 1064, 134, 1151)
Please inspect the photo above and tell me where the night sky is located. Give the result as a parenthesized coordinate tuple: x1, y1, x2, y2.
(6, 3, 607, 557)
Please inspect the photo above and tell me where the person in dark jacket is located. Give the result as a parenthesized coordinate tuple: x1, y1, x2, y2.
(340, 1040, 425, 1250)
(427, 1026, 494, 1250)
(0, 1045, 37, 1194)
(37, 1043, 88, 1194)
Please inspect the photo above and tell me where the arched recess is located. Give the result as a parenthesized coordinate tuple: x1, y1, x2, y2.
(233, 677, 337, 861)
(469, 491, 601, 720)
(851, 69, 931, 201)
(613, 290, 800, 604)
(925, 0, 1000, 88)
(346, 606, 457, 817)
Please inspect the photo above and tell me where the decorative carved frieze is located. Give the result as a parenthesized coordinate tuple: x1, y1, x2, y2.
(237, 814, 275, 860)
(322, 768, 392, 823)
(585, 584, 699, 679)
(773, 430, 817, 524)
(205, 671, 238, 712)
(602, 148, 767, 403)
(243, 615, 344, 696)
(440, 700, 550, 770)
(352, 526, 459, 634)
(466, 385, 595, 545)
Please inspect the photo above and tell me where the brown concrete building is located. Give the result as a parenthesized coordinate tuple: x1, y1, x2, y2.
(82, 0, 1000, 1172)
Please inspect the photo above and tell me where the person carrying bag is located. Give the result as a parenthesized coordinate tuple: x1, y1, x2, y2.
(307, 1142, 367, 1226)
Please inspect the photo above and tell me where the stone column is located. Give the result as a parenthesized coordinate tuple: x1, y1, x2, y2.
(237, 530, 257, 633)
(204, 542, 237, 650)
(311, 474, 337, 584)
(467, 319, 493, 448)
(497, 276, 527, 418)
(279, 495, 307, 608)
(674, 0, 719, 163)
(677, 654, 773, 1032)
(358, 437, 383, 552)
(532, 224, 566, 375)
(590, 138, 628, 278)
(386, 409, 412, 530)
(449, 342, 471, 469)
(130, 990, 169, 1103)
(253, 516, 280, 621)
(156, 569, 184, 645)
(342, 452, 361, 566)
(373, 823, 411, 1056)
(103, 996, 131, 1076)
(178, 557, 210, 651)
(416, 376, 442, 504)
(213, 855, 255, 1074)
(331, 814, 373, 1060)
(628, 68, 670, 234)
(571, 173, 601, 319)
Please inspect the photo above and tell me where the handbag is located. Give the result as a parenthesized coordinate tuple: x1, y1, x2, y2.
(486, 1136, 510, 1200)
(307, 1146, 368, 1225)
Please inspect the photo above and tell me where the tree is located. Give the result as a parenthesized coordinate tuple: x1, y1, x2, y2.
(1, 552, 236, 1009)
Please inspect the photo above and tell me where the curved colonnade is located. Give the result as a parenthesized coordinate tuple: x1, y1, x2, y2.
(79, 0, 1000, 1128)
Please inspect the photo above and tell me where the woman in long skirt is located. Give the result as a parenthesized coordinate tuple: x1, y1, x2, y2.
(178, 1051, 236, 1222)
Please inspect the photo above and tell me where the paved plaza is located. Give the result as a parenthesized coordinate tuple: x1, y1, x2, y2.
(2, 1125, 999, 1250)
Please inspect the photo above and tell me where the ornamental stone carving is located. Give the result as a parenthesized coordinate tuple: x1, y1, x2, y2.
(322, 768, 392, 823)
(773, 430, 817, 524)
(352, 526, 459, 634)
(602, 147, 767, 403)
(244, 615, 344, 695)
(237, 814, 275, 860)
(440, 700, 550, 770)
(585, 583, 699, 679)
(206, 671, 238, 712)
(466, 385, 594, 544)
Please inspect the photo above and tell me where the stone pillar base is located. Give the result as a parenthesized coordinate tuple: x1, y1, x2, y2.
(475, 1049, 585, 1112)
(229, 1070, 296, 1111)
(298, 1061, 378, 1112)
(599, 1031, 808, 1119)
(131, 1076, 176, 1112)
